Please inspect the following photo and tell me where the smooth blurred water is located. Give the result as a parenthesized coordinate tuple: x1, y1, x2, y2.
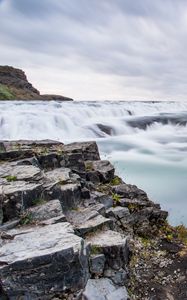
(0, 100, 187, 225)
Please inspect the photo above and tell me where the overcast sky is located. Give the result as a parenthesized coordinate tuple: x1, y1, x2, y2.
(0, 0, 187, 100)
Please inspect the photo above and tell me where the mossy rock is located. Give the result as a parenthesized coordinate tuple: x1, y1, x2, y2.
(0, 84, 15, 100)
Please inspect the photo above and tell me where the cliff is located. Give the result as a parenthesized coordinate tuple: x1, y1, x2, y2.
(0, 66, 73, 101)
(0, 140, 186, 299)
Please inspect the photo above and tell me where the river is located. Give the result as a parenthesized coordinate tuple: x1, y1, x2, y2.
(0, 100, 187, 225)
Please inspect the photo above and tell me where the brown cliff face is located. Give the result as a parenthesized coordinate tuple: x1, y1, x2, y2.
(0, 65, 73, 101)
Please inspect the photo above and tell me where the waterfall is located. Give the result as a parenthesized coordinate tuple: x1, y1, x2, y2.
(0, 100, 187, 225)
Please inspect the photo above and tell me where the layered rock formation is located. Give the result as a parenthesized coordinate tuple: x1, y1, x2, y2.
(0, 140, 186, 299)
(0, 66, 73, 101)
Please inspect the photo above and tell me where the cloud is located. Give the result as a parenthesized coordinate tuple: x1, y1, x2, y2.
(0, 0, 187, 100)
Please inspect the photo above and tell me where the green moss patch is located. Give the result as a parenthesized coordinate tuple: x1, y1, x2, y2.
(0, 84, 15, 100)
(110, 176, 122, 186)
(4, 175, 17, 182)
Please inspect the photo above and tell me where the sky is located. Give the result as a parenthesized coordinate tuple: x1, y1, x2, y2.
(0, 0, 187, 100)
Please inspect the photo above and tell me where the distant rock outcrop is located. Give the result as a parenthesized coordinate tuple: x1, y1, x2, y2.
(0, 65, 73, 101)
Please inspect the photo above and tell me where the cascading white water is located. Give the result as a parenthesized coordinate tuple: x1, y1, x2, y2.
(0, 100, 187, 225)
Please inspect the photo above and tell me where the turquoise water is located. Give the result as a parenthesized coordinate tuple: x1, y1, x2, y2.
(110, 159, 187, 226)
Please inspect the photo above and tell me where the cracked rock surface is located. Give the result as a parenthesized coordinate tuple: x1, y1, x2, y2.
(0, 140, 186, 300)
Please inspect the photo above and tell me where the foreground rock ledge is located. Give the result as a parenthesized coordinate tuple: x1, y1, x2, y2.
(0, 223, 89, 298)
(0, 140, 186, 300)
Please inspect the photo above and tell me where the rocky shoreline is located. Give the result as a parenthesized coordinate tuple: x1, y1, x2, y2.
(0, 140, 186, 299)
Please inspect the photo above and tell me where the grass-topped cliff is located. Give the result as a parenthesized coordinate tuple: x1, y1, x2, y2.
(0, 65, 73, 101)
(0, 83, 15, 100)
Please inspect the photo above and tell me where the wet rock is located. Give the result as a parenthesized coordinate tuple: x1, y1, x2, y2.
(27, 199, 66, 223)
(87, 230, 129, 270)
(68, 207, 113, 237)
(0, 182, 43, 221)
(0, 223, 89, 299)
(86, 170, 100, 183)
(0, 149, 34, 162)
(61, 152, 86, 177)
(17, 156, 40, 168)
(44, 183, 82, 212)
(82, 278, 129, 300)
(97, 124, 114, 135)
(112, 184, 149, 202)
(63, 141, 100, 161)
(81, 187, 90, 199)
(91, 191, 114, 209)
(89, 254, 106, 275)
(37, 152, 60, 169)
(92, 160, 115, 183)
(106, 207, 130, 220)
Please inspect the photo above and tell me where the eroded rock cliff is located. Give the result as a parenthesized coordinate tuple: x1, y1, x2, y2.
(0, 66, 73, 101)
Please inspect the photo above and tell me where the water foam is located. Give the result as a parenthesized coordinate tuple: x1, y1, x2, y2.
(0, 100, 187, 225)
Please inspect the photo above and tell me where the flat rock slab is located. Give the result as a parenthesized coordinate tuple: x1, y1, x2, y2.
(0, 163, 42, 181)
(63, 141, 100, 161)
(75, 214, 113, 237)
(87, 230, 129, 270)
(44, 167, 71, 184)
(106, 207, 130, 219)
(67, 206, 113, 237)
(1, 140, 63, 151)
(82, 278, 129, 300)
(0, 223, 89, 299)
(27, 199, 66, 223)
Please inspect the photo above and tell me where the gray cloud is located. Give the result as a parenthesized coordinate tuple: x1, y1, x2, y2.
(0, 0, 187, 100)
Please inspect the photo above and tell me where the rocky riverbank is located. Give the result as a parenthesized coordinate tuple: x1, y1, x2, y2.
(0, 66, 73, 101)
(0, 140, 186, 299)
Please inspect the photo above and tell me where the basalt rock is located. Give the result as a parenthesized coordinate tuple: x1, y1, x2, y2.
(83, 278, 129, 300)
(87, 160, 115, 183)
(67, 206, 113, 237)
(0, 163, 42, 182)
(27, 199, 66, 224)
(1, 181, 43, 221)
(87, 230, 129, 270)
(112, 184, 149, 202)
(0, 223, 89, 299)
(0, 140, 176, 299)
